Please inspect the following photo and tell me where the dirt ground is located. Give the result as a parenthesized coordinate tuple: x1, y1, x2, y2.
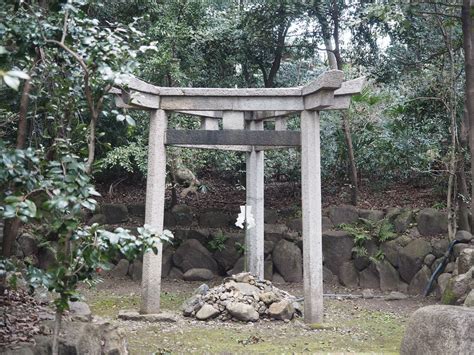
(97, 178, 443, 213)
(80, 276, 437, 354)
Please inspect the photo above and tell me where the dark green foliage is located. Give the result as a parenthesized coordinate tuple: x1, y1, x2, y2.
(341, 217, 395, 260)
(207, 231, 228, 252)
(0, 142, 172, 313)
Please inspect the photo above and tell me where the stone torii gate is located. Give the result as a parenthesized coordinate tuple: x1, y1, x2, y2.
(113, 70, 365, 323)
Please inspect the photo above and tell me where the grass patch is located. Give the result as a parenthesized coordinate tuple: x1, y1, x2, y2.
(88, 291, 189, 318)
(86, 290, 407, 353)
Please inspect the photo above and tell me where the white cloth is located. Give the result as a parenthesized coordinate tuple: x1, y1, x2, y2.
(235, 205, 256, 230)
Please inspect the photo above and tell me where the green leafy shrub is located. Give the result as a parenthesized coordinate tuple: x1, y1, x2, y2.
(207, 231, 228, 252)
(341, 217, 395, 260)
(0, 142, 172, 353)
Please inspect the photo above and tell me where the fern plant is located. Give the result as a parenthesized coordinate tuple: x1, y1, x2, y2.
(207, 231, 228, 252)
(341, 217, 395, 260)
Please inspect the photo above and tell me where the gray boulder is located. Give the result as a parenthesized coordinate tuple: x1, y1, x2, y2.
(168, 267, 184, 280)
(353, 240, 377, 271)
(102, 204, 128, 224)
(196, 304, 219, 320)
(38, 247, 57, 270)
(287, 218, 302, 232)
(457, 248, 474, 275)
(264, 258, 273, 281)
(431, 238, 449, 258)
(464, 289, 474, 307)
(338, 262, 359, 287)
(436, 273, 452, 297)
(385, 207, 401, 222)
(416, 208, 448, 236)
(398, 239, 432, 283)
(272, 239, 303, 282)
(376, 260, 400, 291)
(322, 230, 354, 275)
(264, 209, 279, 224)
(227, 256, 245, 276)
(173, 239, 219, 274)
(127, 203, 145, 217)
(173, 229, 209, 245)
(88, 213, 107, 225)
(380, 240, 402, 268)
(199, 211, 231, 228)
(453, 243, 471, 257)
(323, 266, 336, 282)
(445, 262, 455, 273)
(442, 269, 473, 304)
(385, 291, 408, 301)
(68, 301, 92, 322)
(213, 234, 244, 271)
(193, 283, 210, 296)
(398, 281, 409, 293)
(163, 211, 176, 228)
(260, 291, 280, 305)
(358, 209, 384, 222)
(393, 209, 414, 234)
(234, 282, 260, 296)
(130, 260, 142, 281)
(111, 259, 129, 278)
(226, 302, 259, 322)
(322, 216, 334, 231)
(328, 204, 358, 226)
(17, 233, 38, 257)
(264, 240, 275, 255)
(182, 295, 203, 317)
(171, 204, 194, 226)
(272, 272, 285, 283)
(408, 265, 431, 295)
(455, 230, 473, 243)
(400, 305, 474, 355)
(424, 253, 436, 267)
(359, 267, 379, 289)
(183, 268, 215, 281)
(268, 300, 295, 321)
(161, 247, 174, 277)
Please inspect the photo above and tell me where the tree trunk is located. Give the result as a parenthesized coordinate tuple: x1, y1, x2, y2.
(342, 112, 358, 205)
(2, 219, 21, 257)
(462, 0, 474, 232)
(85, 114, 97, 174)
(324, 38, 338, 69)
(319, 1, 359, 206)
(457, 164, 470, 231)
(52, 309, 62, 355)
(1, 74, 34, 257)
(458, 107, 470, 232)
(17, 78, 32, 149)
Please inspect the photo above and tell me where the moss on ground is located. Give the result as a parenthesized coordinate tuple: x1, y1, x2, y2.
(88, 291, 406, 354)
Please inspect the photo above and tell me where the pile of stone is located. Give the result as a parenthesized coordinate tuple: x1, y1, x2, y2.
(182, 272, 301, 322)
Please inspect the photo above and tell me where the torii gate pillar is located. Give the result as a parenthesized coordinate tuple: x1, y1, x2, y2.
(245, 120, 265, 279)
(141, 109, 167, 314)
(301, 110, 323, 323)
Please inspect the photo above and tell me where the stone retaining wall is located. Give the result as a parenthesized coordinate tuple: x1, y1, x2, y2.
(9, 204, 474, 301)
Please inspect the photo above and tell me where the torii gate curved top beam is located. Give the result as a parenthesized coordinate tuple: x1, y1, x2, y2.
(112, 70, 365, 324)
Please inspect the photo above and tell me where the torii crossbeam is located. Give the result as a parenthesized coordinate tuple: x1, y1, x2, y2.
(113, 70, 365, 323)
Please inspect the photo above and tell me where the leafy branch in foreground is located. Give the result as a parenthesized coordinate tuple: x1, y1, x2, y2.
(0, 142, 172, 355)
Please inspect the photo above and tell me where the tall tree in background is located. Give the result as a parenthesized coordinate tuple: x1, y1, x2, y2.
(462, 0, 474, 231)
(309, 0, 359, 205)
